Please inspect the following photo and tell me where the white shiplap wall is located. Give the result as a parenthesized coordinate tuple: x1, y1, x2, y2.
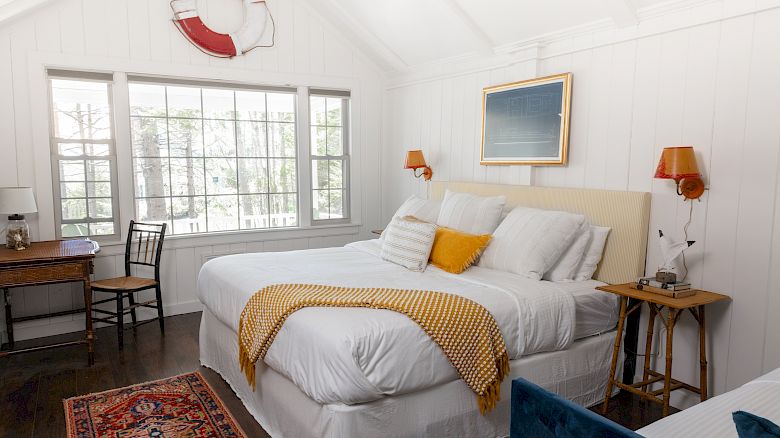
(0, 0, 385, 341)
(383, 4, 780, 407)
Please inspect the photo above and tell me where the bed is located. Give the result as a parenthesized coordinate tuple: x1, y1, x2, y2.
(197, 182, 651, 437)
(509, 367, 780, 437)
(638, 367, 780, 437)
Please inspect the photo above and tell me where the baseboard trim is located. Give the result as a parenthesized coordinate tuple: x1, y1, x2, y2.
(7, 300, 204, 342)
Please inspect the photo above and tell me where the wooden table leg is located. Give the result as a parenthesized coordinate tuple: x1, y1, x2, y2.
(698, 305, 708, 401)
(662, 308, 679, 417)
(83, 277, 94, 366)
(602, 296, 628, 415)
(3, 288, 13, 350)
(641, 303, 656, 392)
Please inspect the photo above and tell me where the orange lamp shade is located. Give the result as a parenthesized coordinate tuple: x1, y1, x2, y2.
(404, 150, 428, 169)
(654, 146, 700, 182)
(404, 150, 433, 181)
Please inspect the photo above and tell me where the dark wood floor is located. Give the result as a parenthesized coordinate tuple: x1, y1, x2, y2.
(0, 312, 268, 437)
(593, 388, 677, 430)
(0, 311, 669, 437)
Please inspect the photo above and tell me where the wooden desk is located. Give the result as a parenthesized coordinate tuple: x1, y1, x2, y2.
(0, 240, 97, 365)
(597, 283, 730, 417)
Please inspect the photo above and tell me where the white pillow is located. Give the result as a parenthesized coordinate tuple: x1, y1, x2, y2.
(436, 190, 506, 235)
(380, 216, 437, 272)
(573, 226, 611, 281)
(479, 206, 586, 280)
(543, 221, 591, 281)
(391, 195, 441, 223)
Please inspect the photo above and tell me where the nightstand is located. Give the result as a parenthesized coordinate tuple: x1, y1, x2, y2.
(597, 283, 730, 417)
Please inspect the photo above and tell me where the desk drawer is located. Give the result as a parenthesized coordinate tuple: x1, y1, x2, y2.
(0, 262, 88, 287)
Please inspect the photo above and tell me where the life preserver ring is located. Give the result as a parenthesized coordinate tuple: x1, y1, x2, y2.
(170, 0, 274, 58)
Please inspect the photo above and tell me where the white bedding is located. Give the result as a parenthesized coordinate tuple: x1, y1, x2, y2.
(639, 368, 780, 437)
(200, 308, 619, 438)
(565, 280, 619, 339)
(197, 239, 593, 406)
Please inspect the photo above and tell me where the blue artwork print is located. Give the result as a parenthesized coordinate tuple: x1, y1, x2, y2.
(481, 74, 570, 165)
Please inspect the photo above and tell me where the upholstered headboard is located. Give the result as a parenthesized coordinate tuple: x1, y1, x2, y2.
(430, 182, 651, 285)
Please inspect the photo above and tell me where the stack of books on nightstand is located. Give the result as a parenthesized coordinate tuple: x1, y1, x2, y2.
(630, 277, 696, 298)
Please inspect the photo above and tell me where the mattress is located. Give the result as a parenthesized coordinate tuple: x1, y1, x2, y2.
(197, 239, 617, 407)
(639, 368, 780, 437)
(200, 308, 620, 438)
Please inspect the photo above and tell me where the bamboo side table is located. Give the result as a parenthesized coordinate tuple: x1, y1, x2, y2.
(597, 283, 730, 417)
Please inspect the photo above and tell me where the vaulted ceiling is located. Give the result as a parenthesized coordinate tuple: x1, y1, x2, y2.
(1, 0, 698, 73)
(0, 0, 55, 25)
(305, 0, 682, 72)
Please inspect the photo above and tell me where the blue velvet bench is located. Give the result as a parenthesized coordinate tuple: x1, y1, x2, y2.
(510, 378, 641, 438)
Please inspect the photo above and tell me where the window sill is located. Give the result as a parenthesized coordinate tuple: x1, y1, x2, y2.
(93, 223, 363, 256)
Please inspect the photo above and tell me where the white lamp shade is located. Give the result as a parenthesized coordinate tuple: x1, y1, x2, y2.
(0, 187, 38, 214)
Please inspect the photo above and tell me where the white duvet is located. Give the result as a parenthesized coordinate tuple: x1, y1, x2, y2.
(197, 239, 577, 405)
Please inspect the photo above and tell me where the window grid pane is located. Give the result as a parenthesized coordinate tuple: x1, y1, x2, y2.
(50, 77, 118, 239)
(129, 82, 298, 235)
(310, 96, 348, 221)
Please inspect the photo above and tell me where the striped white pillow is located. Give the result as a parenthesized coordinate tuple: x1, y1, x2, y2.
(393, 195, 442, 223)
(436, 190, 506, 235)
(479, 206, 587, 280)
(381, 216, 438, 272)
(380, 195, 442, 240)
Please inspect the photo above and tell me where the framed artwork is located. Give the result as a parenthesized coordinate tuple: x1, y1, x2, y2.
(480, 73, 572, 166)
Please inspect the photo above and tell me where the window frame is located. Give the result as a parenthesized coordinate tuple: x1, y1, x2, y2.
(43, 67, 358, 243)
(126, 76, 302, 236)
(48, 71, 121, 241)
(309, 90, 351, 225)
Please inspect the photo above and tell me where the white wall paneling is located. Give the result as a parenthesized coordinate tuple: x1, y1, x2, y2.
(0, 0, 385, 342)
(382, 3, 780, 408)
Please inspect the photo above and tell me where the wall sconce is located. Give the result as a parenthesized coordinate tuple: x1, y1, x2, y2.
(654, 146, 705, 200)
(405, 150, 433, 181)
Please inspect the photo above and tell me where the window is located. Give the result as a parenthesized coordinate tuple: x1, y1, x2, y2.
(49, 73, 119, 239)
(128, 80, 298, 235)
(310, 91, 349, 222)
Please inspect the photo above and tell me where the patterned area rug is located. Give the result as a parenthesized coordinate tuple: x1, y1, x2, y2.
(64, 371, 246, 437)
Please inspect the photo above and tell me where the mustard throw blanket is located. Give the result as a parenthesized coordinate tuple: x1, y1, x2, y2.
(238, 284, 510, 414)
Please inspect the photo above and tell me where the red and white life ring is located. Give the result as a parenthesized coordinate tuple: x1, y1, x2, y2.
(170, 0, 274, 58)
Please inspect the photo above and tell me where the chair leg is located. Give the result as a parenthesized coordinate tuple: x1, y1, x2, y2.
(116, 294, 124, 350)
(4, 288, 14, 350)
(155, 285, 165, 334)
(127, 292, 138, 326)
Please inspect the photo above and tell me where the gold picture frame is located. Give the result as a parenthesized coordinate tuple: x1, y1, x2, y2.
(480, 73, 572, 166)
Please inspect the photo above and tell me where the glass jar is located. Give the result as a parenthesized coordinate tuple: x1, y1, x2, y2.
(6, 215, 30, 250)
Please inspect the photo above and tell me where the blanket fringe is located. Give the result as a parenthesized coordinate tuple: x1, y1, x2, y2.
(477, 351, 510, 415)
(239, 345, 257, 390)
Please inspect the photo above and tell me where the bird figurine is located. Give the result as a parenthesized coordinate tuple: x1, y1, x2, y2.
(657, 230, 695, 283)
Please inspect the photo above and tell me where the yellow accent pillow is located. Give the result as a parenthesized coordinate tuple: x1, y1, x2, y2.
(429, 227, 492, 274)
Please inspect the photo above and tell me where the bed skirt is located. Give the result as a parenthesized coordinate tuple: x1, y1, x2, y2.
(199, 308, 621, 438)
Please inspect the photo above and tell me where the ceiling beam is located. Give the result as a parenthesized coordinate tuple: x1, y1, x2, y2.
(302, 0, 409, 73)
(602, 0, 639, 27)
(443, 0, 495, 53)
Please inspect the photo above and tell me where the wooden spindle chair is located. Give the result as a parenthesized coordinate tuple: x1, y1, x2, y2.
(90, 221, 167, 350)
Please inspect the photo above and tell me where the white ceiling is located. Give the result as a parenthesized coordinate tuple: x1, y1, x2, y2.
(0, 0, 55, 26)
(1, 0, 689, 72)
(454, 0, 618, 46)
(308, 0, 678, 72)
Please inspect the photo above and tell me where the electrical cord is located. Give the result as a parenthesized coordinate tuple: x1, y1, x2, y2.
(680, 200, 693, 282)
